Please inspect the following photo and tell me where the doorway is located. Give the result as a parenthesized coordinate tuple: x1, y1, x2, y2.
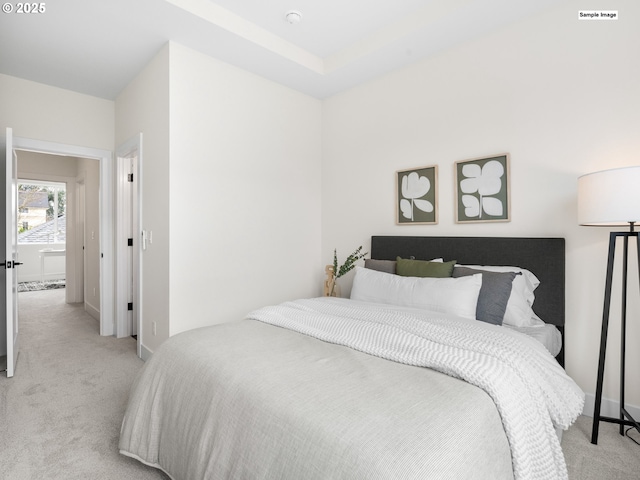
(15, 152, 101, 322)
(10, 135, 116, 337)
(3, 131, 140, 378)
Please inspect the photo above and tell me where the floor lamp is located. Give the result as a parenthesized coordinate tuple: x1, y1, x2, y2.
(578, 166, 640, 445)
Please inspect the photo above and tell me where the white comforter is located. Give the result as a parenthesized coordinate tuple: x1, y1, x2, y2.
(248, 298, 584, 480)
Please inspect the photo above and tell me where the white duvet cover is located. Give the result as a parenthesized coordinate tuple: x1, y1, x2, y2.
(248, 298, 584, 480)
(120, 297, 583, 480)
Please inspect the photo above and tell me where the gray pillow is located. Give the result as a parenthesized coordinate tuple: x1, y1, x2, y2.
(364, 259, 396, 274)
(452, 267, 518, 325)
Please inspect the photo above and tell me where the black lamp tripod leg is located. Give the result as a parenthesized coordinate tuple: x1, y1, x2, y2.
(620, 235, 629, 435)
(591, 232, 617, 445)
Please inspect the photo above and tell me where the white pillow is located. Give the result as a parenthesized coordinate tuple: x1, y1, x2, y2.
(350, 266, 482, 320)
(458, 264, 543, 327)
(461, 264, 539, 303)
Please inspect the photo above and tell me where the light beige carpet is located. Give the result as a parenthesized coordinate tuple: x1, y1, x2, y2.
(562, 413, 640, 479)
(1, 288, 639, 479)
(0, 288, 168, 480)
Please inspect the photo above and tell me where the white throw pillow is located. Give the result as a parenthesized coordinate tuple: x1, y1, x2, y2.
(350, 266, 482, 320)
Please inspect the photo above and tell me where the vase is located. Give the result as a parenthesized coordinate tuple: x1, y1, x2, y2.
(328, 279, 341, 298)
(324, 264, 341, 297)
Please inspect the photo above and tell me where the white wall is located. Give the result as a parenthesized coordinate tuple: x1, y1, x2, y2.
(116, 42, 322, 351)
(168, 43, 323, 335)
(0, 74, 114, 151)
(17, 150, 79, 178)
(322, 0, 640, 410)
(17, 244, 66, 282)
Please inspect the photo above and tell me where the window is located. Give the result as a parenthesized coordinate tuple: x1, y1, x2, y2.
(17, 181, 66, 244)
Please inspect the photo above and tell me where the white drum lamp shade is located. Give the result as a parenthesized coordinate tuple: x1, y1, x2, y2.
(578, 166, 640, 227)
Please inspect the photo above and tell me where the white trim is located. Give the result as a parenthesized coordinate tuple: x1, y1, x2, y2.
(75, 176, 86, 305)
(583, 392, 640, 420)
(85, 300, 100, 322)
(139, 343, 153, 362)
(115, 144, 132, 338)
(17, 173, 74, 184)
(137, 135, 143, 360)
(17, 178, 65, 188)
(3, 127, 18, 376)
(12, 136, 115, 336)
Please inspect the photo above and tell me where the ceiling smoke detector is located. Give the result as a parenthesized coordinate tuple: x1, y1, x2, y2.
(285, 10, 302, 24)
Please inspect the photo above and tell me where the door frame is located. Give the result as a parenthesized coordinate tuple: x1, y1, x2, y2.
(12, 136, 115, 336)
(115, 134, 142, 357)
(75, 176, 86, 305)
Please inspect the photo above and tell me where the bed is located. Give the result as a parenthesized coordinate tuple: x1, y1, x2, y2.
(119, 236, 584, 480)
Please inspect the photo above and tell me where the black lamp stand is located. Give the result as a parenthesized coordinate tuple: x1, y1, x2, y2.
(591, 225, 640, 444)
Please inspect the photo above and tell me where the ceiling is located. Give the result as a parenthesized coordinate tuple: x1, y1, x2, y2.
(0, 0, 561, 100)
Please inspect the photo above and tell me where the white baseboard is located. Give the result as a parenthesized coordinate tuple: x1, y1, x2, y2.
(84, 301, 100, 321)
(139, 343, 153, 362)
(583, 392, 640, 421)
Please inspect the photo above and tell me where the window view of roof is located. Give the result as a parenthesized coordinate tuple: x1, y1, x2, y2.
(18, 214, 66, 244)
(17, 182, 66, 244)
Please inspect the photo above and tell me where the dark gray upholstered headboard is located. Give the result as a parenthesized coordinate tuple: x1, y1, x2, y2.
(370, 236, 565, 365)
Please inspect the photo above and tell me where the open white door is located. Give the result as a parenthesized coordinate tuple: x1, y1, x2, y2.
(2, 128, 19, 377)
(116, 134, 142, 357)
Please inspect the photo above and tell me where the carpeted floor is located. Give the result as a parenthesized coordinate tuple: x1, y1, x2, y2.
(562, 414, 640, 479)
(0, 288, 168, 480)
(1, 288, 639, 479)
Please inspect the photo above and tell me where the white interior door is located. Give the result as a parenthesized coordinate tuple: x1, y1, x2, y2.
(116, 134, 142, 355)
(2, 128, 19, 377)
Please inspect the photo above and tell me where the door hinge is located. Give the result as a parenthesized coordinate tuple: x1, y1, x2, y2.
(128, 173, 134, 182)
(128, 238, 133, 246)
(128, 302, 133, 311)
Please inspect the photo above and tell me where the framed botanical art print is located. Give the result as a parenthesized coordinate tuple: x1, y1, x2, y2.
(454, 153, 510, 223)
(396, 165, 438, 225)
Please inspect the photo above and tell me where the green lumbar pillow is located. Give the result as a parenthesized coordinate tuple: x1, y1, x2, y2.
(396, 257, 456, 278)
